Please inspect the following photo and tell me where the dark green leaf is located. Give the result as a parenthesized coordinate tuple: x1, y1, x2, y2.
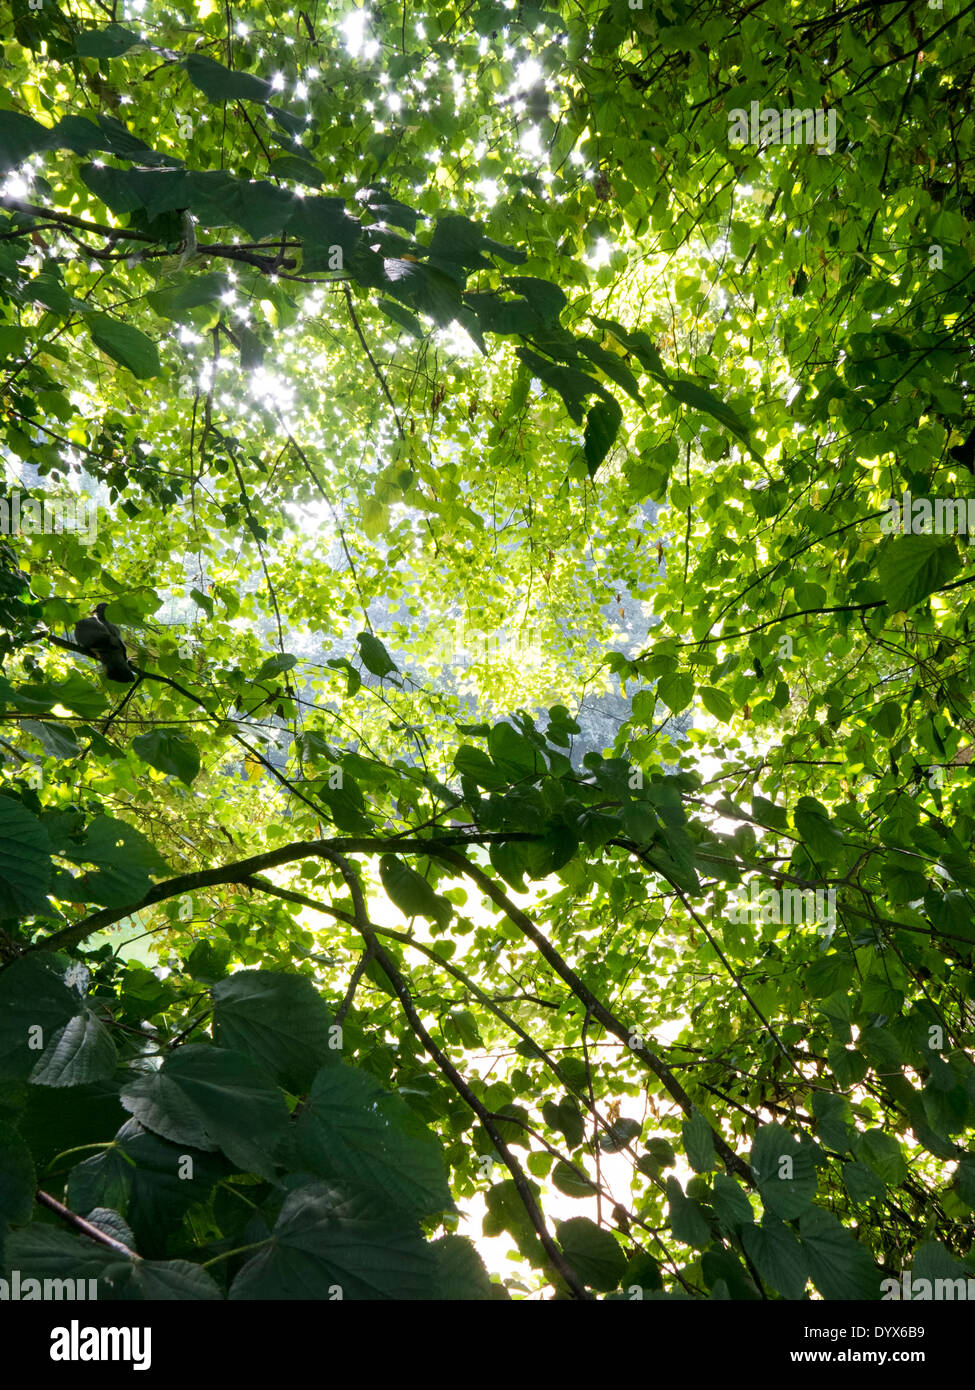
(212, 970, 336, 1093)
(75, 25, 141, 58)
(557, 1215, 626, 1291)
(120, 1044, 290, 1179)
(132, 729, 200, 786)
(380, 855, 453, 929)
(356, 631, 398, 677)
(88, 315, 161, 380)
(184, 53, 273, 104)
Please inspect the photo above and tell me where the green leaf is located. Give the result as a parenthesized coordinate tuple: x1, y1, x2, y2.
(868, 701, 901, 737)
(464, 290, 541, 336)
(515, 347, 606, 425)
(2, 1227, 121, 1286)
(295, 1064, 452, 1219)
(445, 1008, 483, 1048)
(583, 397, 622, 475)
(358, 186, 421, 233)
(622, 1251, 663, 1295)
(377, 298, 425, 338)
(356, 631, 398, 677)
(556, 1215, 627, 1291)
(94, 114, 163, 163)
(657, 672, 694, 712)
(551, 1160, 597, 1197)
(793, 795, 844, 859)
(229, 1179, 437, 1299)
(829, 1044, 868, 1089)
(664, 378, 753, 447)
(120, 1044, 290, 1179)
(75, 24, 141, 57)
(665, 1175, 710, 1248)
(111, 1257, 225, 1300)
(88, 315, 161, 380)
(812, 1092, 855, 1152)
(878, 534, 961, 612)
(741, 1218, 808, 1299)
(912, 1238, 971, 1290)
(431, 1234, 497, 1300)
(288, 196, 362, 267)
(751, 796, 788, 830)
(184, 171, 296, 240)
(843, 1160, 886, 1203)
(254, 652, 297, 681)
(212, 970, 336, 1093)
(0, 955, 116, 1086)
(234, 323, 265, 370)
(590, 316, 668, 379)
(807, 952, 854, 998)
(326, 657, 362, 697)
(751, 1123, 817, 1219)
(799, 1207, 879, 1299)
(711, 1173, 754, 1231)
(955, 1157, 975, 1210)
(383, 258, 462, 326)
(147, 272, 231, 319)
(700, 686, 734, 721)
(132, 729, 201, 786)
(21, 719, 80, 759)
(183, 939, 232, 985)
(644, 1136, 676, 1168)
(266, 155, 328, 188)
(598, 1116, 642, 1152)
(380, 854, 453, 929)
(426, 216, 526, 280)
(576, 336, 644, 404)
(0, 796, 51, 917)
(855, 1128, 908, 1186)
(0, 325, 30, 360)
(27, 274, 77, 315)
(0, 111, 55, 171)
(27, 1012, 117, 1087)
(682, 1108, 716, 1173)
(488, 721, 541, 780)
(542, 1095, 585, 1149)
(701, 1246, 761, 1299)
(184, 53, 273, 104)
(68, 1118, 226, 1256)
(502, 274, 563, 319)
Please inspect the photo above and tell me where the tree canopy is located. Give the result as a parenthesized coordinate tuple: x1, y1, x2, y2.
(1, 0, 974, 1308)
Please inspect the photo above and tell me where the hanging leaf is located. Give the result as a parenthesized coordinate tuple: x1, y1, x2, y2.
(583, 397, 622, 475)
(75, 25, 141, 58)
(380, 854, 453, 929)
(184, 53, 273, 104)
(132, 729, 201, 786)
(356, 632, 398, 677)
(87, 315, 161, 379)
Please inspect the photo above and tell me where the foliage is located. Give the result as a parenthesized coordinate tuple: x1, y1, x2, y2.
(0, 0, 974, 1301)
